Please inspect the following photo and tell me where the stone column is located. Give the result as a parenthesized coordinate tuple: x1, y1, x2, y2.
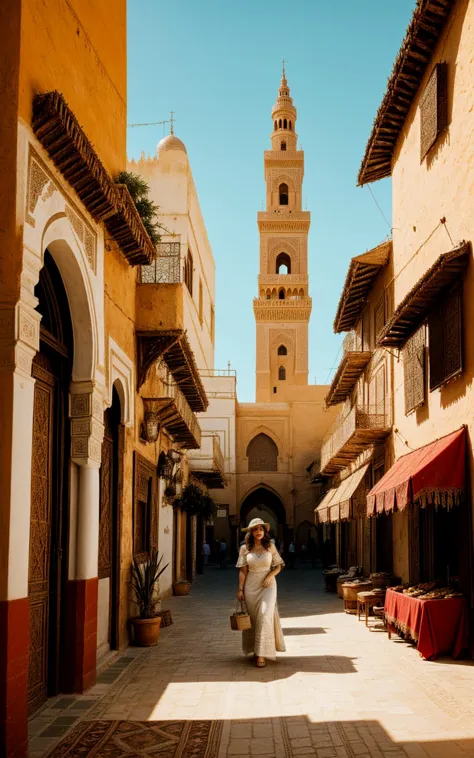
(63, 383, 103, 693)
(0, 302, 41, 758)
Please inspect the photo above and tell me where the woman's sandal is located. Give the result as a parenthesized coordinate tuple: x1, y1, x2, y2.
(256, 657, 266, 668)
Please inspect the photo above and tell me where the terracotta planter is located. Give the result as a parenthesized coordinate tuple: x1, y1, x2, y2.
(173, 581, 191, 596)
(132, 615, 162, 646)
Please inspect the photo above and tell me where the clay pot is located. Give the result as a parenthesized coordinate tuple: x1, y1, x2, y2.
(173, 581, 191, 596)
(132, 616, 162, 646)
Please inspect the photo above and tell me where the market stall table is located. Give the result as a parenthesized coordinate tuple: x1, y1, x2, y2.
(384, 588, 468, 660)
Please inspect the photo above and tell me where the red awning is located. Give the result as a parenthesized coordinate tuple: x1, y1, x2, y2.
(367, 428, 466, 516)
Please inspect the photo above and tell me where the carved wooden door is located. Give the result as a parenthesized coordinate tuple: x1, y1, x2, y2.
(99, 409, 113, 644)
(28, 354, 55, 713)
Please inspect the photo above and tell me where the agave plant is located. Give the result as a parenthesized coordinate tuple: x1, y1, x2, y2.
(131, 549, 169, 619)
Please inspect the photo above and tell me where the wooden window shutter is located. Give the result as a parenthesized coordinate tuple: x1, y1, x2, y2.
(429, 285, 462, 391)
(374, 297, 385, 342)
(374, 364, 385, 415)
(420, 63, 448, 160)
(403, 326, 425, 415)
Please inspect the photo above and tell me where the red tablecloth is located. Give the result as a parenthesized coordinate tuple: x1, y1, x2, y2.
(384, 588, 469, 660)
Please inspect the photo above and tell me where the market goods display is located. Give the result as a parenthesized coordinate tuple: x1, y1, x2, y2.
(397, 580, 464, 600)
(323, 567, 346, 593)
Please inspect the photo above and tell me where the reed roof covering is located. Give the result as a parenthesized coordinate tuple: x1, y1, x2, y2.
(137, 329, 208, 412)
(358, 0, 454, 186)
(325, 350, 372, 408)
(377, 242, 470, 349)
(32, 91, 155, 265)
(334, 241, 391, 333)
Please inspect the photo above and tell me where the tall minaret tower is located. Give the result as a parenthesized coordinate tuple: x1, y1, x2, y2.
(254, 64, 312, 402)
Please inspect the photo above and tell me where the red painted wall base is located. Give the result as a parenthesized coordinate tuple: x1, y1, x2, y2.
(0, 597, 29, 758)
(63, 577, 98, 693)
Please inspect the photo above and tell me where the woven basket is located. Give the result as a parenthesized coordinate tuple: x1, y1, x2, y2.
(230, 601, 252, 632)
(156, 609, 173, 627)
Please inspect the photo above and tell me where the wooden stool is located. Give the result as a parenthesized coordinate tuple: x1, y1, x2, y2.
(357, 591, 385, 626)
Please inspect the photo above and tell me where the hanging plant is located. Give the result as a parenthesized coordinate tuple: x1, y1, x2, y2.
(173, 484, 216, 520)
(117, 171, 164, 244)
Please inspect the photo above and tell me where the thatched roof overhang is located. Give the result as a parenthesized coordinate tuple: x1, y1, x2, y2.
(334, 241, 391, 333)
(146, 398, 202, 450)
(377, 242, 470, 349)
(325, 351, 372, 407)
(137, 329, 208, 412)
(32, 91, 155, 265)
(358, 0, 455, 186)
(191, 470, 227, 490)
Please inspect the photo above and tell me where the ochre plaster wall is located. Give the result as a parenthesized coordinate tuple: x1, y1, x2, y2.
(390, 0, 474, 572)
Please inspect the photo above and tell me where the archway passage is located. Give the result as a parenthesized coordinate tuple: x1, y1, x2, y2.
(240, 487, 287, 545)
(28, 250, 73, 713)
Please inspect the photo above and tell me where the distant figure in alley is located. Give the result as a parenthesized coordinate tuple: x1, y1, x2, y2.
(219, 538, 227, 568)
(236, 518, 286, 668)
(202, 540, 211, 566)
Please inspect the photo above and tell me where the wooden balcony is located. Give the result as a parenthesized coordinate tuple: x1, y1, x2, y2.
(143, 385, 201, 450)
(321, 403, 391, 475)
(325, 331, 372, 407)
(188, 435, 226, 489)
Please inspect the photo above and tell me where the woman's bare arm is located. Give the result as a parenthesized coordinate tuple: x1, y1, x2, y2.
(237, 565, 248, 600)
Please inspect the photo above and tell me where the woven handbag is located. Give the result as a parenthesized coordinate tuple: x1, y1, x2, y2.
(230, 600, 252, 631)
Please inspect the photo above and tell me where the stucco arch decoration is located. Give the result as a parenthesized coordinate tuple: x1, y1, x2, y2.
(272, 173, 297, 196)
(243, 424, 285, 460)
(271, 330, 295, 355)
(267, 238, 299, 274)
(107, 338, 135, 426)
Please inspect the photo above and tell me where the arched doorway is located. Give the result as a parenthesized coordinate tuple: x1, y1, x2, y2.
(240, 487, 287, 546)
(98, 386, 122, 653)
(28, 250, 73, 712)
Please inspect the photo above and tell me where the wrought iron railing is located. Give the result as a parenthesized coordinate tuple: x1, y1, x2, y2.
(139, 242, 181, 284)
(321, 403, 391, 471)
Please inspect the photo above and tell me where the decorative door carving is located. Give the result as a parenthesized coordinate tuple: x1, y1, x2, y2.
(99, 410, 113, 580)
(28, 354, 55, 713)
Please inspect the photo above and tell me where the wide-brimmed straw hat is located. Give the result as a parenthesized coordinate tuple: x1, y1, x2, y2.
(241, 517, 270, 533)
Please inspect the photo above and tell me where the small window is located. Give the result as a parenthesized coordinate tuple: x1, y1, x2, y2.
(276, 252, 291, 274)
(199, 279, 203, 323)
(279, 183, 288, 205)
(274, 120, 277, 131)
(273, 386, 277, 394)
(184, 249, 193, 296)
(428, 285, 462, 391)
(289, 120, 292, 130)
(279, 118, 282, 128)
(281, 141, 286, 151)
(283, 118, 287, 129)
(278, 366, 286, 381)
(278, 345, 287, 356)
(420, 62, 447, 160)
(278, 289, 285, 300)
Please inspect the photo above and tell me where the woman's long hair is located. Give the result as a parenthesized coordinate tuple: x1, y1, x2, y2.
(245, 527, 272, 551)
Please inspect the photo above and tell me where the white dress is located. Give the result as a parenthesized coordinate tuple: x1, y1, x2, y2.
(236, 544, 286, 659)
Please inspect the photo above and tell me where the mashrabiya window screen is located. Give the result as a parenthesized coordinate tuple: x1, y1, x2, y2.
(140, 242, 181, 284)
(403, 326, 425, 415)
(420, 62, 448, 161)
(247, 433, 278, 472)
(428, 285, 462, 392)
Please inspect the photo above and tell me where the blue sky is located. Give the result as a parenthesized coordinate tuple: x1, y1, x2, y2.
(127, 0, 415, 402)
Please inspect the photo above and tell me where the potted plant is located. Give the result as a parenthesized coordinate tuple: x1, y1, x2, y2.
(130, 549, 169, 646)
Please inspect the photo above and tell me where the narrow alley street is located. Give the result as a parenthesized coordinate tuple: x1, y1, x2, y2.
(29, 567, 474, 758)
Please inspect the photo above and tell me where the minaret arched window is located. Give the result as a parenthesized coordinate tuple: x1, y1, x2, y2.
(279, 183, 288, 205)
(281, 141, 286, 151)
(278, 118, 282, 128)
(278, 288, 285, 300)
(279, 366, 286, 381)
(274, 120, 277, 131)
(283, 118, 287, 129)
(289, 120, 292, 131)
(277, 345, 287, 356)
(276, 252, 291, 274)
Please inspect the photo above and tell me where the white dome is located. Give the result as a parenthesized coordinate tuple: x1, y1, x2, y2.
(157, 134, 187, 156)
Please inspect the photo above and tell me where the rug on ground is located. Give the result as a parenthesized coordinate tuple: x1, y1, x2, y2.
(46, 719, 223, 758)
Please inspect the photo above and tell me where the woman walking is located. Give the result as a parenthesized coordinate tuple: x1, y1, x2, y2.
(236, 518, 286, 667)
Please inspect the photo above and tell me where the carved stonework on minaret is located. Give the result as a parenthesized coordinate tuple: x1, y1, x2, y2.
(253, 68, 312, 402)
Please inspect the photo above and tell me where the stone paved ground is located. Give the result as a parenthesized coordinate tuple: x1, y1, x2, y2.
(29, 565, 474, 757)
